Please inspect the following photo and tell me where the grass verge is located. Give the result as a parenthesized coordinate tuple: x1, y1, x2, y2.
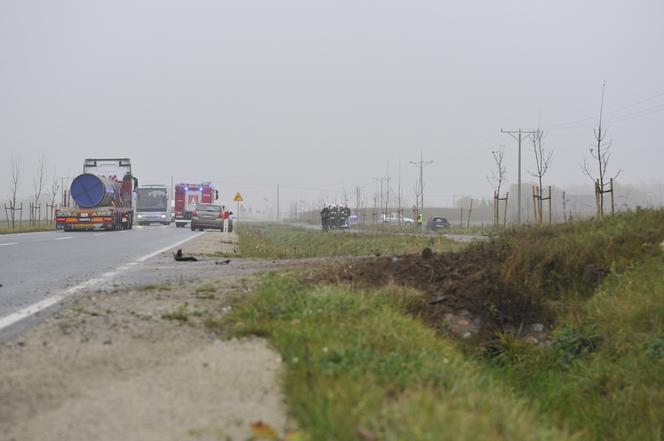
(237, 225, 464, 258)
(0, 222, 54, 234)
(485, 253, 664, 441)
(220, 273, 572, 441)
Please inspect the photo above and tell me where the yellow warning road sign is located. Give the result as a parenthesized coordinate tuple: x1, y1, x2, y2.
(233, 192, 244, 202)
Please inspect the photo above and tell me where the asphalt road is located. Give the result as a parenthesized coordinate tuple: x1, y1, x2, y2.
(0, 225, 202, 339)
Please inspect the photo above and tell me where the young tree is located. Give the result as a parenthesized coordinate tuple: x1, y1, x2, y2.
(528, 130, 553, 221)
(8, 156, 21, 228)
(49, 170, 60, 221)
(487, 146, 508, 196)
(33, 154, 46, 222)
(413, 179, 421, 216)
(582, 82, 621, 216)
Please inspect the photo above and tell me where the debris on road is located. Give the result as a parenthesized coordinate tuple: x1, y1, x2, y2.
(173, 248, 198, 262)
(215, 259, 231, 265)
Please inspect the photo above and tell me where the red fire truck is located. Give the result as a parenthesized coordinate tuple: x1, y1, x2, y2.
(174, 182, 219, 228)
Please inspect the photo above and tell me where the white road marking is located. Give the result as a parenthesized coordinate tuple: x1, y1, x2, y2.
(93, 233, 105, 237)
(0, 243, 17, 247)
(54, 236, 73, 241)
(0, 276, 104, 332)
(0, 231, 204, 333)
(136, 232, 205, 262)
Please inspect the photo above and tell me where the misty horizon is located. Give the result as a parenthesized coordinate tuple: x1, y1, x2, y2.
(2, 0, 663, 214)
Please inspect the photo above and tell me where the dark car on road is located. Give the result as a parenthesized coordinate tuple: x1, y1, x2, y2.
(190, 203, 224, 231)
(426, 216, 450, 231)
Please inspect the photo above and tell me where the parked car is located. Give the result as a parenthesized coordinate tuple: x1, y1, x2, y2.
(426, 216, 450, 231)
(190, 203, 224, 231)
(381, 213, 414, 225)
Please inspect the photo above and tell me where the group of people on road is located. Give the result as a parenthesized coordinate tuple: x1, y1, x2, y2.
(320, 204, 351, 231)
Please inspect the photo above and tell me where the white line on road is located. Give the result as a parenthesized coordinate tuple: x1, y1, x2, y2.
(136, 232, 205, 262)
(0, 276, 104, 332)
(0, 231, 204, 333)
(0, 243, 17, 247)
(54, 236, 73, 241)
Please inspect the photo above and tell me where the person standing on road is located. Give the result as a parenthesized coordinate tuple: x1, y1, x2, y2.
(222, 207, 229, 231)
(321, 205, 330, 231)
(227, 211, 234, 232)
(417, 212, 423, 232)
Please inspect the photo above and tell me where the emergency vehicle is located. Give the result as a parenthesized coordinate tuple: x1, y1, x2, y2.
(174, 182, 219, 228)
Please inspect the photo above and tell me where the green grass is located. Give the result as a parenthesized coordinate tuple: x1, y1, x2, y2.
(485, 253, 664, 441)
(222, 274, 572, 441)
(221, 210, 664, 440)
(354, 223, 493, 236)
(237, 224, 464, 258)
(453, 209, 664, 328)
(0, 220, 54, 234)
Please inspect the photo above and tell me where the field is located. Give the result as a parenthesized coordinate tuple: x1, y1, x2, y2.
(218, 209, 664, 440)
(235, 224, 465, 258)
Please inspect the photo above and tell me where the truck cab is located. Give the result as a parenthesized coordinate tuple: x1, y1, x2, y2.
(174, 182, 219, 228)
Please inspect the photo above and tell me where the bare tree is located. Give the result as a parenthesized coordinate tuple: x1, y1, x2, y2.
(528, 129, 553, 220)
(413, 179, 421, 216)
(32, 154, 46, 222)
(487, 146, 508, 196)
(354, 185, 367, 224)
(7, 156, 21, 228)
(582, 82, 621, 216)
(48, 170, 60, 222)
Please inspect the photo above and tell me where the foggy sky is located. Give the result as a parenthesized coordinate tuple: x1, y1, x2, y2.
(2, 0, 663, 212)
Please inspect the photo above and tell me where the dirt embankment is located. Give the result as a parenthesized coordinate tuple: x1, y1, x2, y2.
(323, 245, 552, 341)
(0, 232, 294, 441)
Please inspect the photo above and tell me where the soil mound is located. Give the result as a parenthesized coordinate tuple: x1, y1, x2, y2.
(325, 245, 550, 339)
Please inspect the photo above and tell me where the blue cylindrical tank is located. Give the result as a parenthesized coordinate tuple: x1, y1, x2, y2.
(70, 174, 118, 208)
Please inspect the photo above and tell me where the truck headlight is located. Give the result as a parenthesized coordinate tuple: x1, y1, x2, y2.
(161, 214, 166, 218)
(137, 214, 142, 218)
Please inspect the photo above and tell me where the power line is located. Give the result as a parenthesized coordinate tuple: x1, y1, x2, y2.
(547, 89, 664, 130)
(409, 152, 433, 214)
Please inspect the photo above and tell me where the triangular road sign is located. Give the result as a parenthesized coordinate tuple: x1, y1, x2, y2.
(233, 192, 244, 202)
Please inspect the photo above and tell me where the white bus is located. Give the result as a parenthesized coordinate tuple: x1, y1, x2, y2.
(135, 184, 171, 225)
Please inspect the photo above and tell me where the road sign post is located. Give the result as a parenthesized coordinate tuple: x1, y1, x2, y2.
(233, 192, 244, 227)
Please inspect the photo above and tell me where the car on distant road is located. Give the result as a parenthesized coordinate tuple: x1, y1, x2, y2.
(381, 213, 414, 225)
(190, 203, 224, 231)
(426, 216, 451, 231)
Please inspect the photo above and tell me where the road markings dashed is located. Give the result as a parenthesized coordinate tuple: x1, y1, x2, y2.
(54, 237, 73, 241)
(0, 243, 17, 247)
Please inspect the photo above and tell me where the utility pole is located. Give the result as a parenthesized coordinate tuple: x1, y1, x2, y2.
(410, 151, 433, 215)
(501, 128, 537, 225)
(276, 184, 280, 223)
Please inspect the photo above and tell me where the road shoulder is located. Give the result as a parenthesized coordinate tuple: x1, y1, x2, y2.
(0, 232, 292, 441)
